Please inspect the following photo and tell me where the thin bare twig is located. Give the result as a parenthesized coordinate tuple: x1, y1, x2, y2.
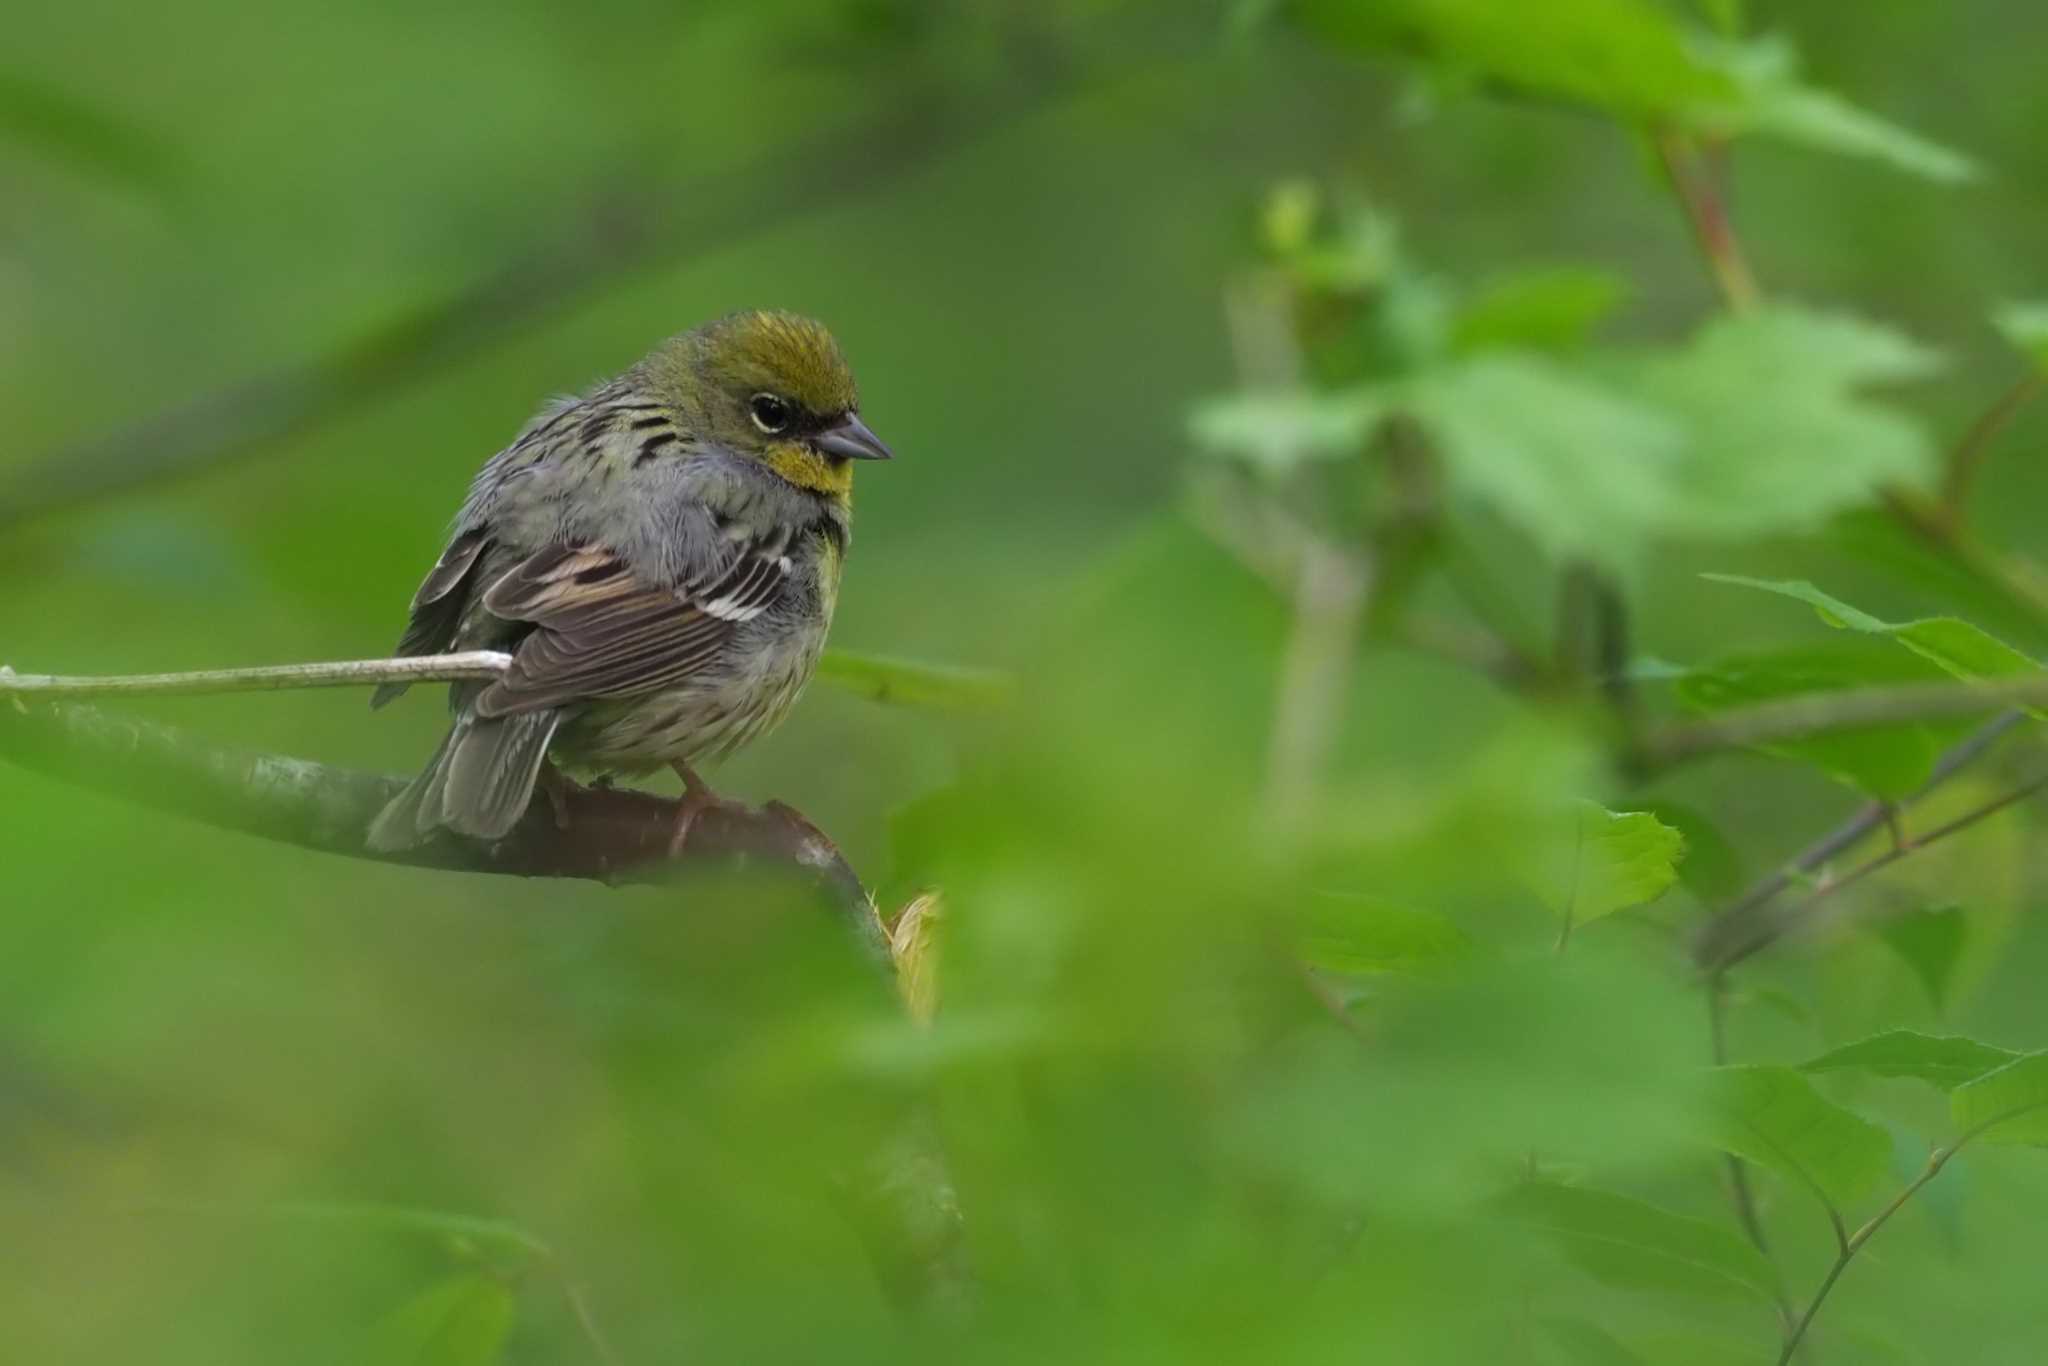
(1691, 713, 2023, 970)
(1652, 125, 1761, 314)
(0, 653, 511, 698)
(1698, 767, 2048, 974)
(1777, 1099, 2048, 1366)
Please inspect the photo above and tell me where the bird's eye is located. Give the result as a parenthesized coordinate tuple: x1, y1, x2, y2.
(749, 393, 793, 434)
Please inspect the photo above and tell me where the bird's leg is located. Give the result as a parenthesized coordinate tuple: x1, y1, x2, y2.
(667, 761, 736, 856)
(535, 759, 578, 831)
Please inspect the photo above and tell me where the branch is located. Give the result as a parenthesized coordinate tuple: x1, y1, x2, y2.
(1691, 713, 2022, 970)
(0, 693, 878, 951)
(0, 649, 1012, 714)
(0, 653, 510, 699)
(1653, 125, 1761, 314)
(1697, 766, 2048, 974)
(0, 694, 983, 1309)
(1634, 676, 2047, 772)
(1776, 1098, 2048, 1365)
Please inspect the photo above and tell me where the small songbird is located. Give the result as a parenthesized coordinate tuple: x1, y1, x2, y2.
(366, 311, 891, 851)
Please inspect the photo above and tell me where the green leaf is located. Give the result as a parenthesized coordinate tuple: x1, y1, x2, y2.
(1692, 36, 1977, 183)
(1531, 803, 1685, 924)
(1702, 575, 2040, 684)
(1702, 1065, 1891, 1208)
(1187, 389, 1387, 473)
(362, 1275, 516, 1366)
(1875, 905, 1969, 1013)
(1495, 1180, 1779, 1304)
(815, 649, 1014, 712)
(1800, 1031, 2018, 1091)
(1293, 0, 1736, 120)
(0, 70, 182, 194)
(1993, 301, 2048, 372)
(1298, 894, 1474, 975)
(1399, 354, 1687, 570)
(1538, 1317, 1646, 1366)
(1676, 640, 1968, 796)
(1952, 1050, 2048, 1144)
(1451, 267, 1630, 355)
(1632, 307, 1942, 537)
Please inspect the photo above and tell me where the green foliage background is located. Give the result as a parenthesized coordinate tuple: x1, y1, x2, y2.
(5, 1, 2048, 1361)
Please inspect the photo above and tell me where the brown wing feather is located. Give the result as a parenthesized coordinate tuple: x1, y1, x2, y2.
(472, 541, 789, 718)
(373, 527, 494, 709)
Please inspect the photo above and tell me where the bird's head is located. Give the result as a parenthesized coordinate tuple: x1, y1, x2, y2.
(642, 310, 892, 499)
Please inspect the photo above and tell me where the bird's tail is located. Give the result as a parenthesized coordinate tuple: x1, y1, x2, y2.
(365, 708, 562, 851)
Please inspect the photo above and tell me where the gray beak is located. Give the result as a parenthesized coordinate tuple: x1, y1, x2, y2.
(812, 412, 893, 462)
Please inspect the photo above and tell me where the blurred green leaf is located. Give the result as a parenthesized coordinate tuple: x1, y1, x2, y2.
(1703, 574, 2040, 683)
(1495, 1180, 1779, 1303)
(1399, 353, 1687, 569)
(362, 1275, 515, 1366)
(1801, 1030, 2018, 1091)
(1874, 905, 1970, 1013)
(1297, 893, 1474, 975)
(814, 648, 1014, 712)
(1693, 36, 1978, 183)
(1993, 301, 2048, 372)
(1702, 1064, 1890, 1208)
(0, 69, 181, 194)
(1292, 0, 1736, 119)
(1187, 388, 1387, 473)
(1676, 640, 1966, 795)
(1646, 801, 1746, 902)
(1539, 1317, 1647, 1366)
(1952, 1050, 2048, 1144)
(1531, 802, 1686, 925)
(1450, 267, 1630, 355)
(1634, 307, 1942, 537)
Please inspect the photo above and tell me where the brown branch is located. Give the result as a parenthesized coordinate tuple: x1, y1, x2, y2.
(0, 695, 880, 949)
(1691, 713, 2022, 971)
(1697, 765, 2048, 974)
(0, 694, 984, 1309)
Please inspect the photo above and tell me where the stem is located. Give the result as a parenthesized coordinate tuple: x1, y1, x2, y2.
(1707, 981, 1793, 1323)
(1635, 675, 2048, 771)
(1939, 371, 2048, 517)
(0, 652, 510, 698)
(1265, 536, 1372, 833)
(1693, 713, 2022, 970)
(1699, 767, 2048, 973)
(1774, 1104, 2043, 1366)
(1653, 125, 1761, 313)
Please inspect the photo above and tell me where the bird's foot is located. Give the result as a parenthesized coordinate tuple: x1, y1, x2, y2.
(536, 761, 579, 831)
(666, 761, 740, 857)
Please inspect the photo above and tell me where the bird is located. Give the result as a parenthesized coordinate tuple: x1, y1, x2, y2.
(364, 310, 891, 852)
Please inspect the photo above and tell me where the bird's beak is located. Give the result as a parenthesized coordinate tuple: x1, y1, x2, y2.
(812, 412, 894, 461)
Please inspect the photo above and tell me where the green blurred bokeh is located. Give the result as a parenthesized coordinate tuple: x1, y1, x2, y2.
(7, 1, 2048, 1362)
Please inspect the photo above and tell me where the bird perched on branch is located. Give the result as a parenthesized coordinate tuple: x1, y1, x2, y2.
(366, 311, 891, 852)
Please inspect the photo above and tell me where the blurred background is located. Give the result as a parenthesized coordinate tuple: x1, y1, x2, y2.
(6, 1, 2048, 1362)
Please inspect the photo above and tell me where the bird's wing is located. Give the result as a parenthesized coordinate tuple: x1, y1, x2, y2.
(372, 526, 495, 708)
(471, 538, 793, 717)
